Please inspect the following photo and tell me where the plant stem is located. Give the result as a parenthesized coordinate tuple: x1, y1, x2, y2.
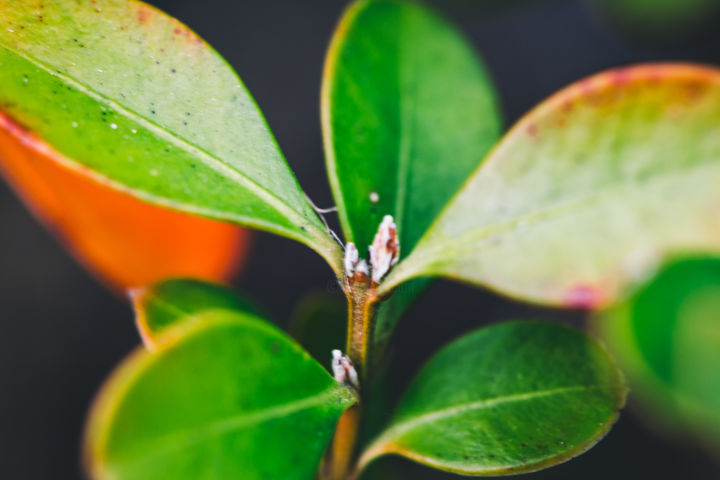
(325, 405, 361, 480)
(347, 283, 378, 373)
(323, 281, 379, 480)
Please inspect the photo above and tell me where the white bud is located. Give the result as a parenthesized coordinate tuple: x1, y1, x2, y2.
(368, 215, 399, 284)
(331, 349, 360, 390)
(332, 349, 347, 384)
(344, 242, 359, 276)
(356, 259, 369, 277)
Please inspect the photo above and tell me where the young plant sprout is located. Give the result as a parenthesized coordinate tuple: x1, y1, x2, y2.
(1, 1, 720, 479)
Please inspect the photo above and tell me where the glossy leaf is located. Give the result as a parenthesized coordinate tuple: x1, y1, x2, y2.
(0, 113, 249, 290)
(323, 0, 501, 251)
(383, 64, 720, 307)
(596, 256, 720, 446)
(85, 310, 356, 480)
(359, 321, 626, 476)
(322, 0, 501, 347)
(131, 278, 262, 349)
(0, 0, 342, 273)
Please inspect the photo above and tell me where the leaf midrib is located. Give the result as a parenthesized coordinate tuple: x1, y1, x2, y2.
(375, 384, 601, 445)
(0, 42, 320, 238)
(107, 384, 345, 470)
(386, 162, 720, 289)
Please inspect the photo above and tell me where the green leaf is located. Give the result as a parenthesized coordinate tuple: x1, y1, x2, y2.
(322, 0, 501, 346)
(592, 0, 720, 34)
(85, 310, 356, 480)
(382, 64, 720, 307)
(595, 256, 720, 446)
(0, 0, 342, 272)
(131, 278, 263, 349)
(322, 0, 501, 251)
(359, 321, 626, 476)
(289, 292, 347, 365)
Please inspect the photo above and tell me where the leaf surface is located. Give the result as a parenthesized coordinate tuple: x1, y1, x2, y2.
(596, 256, 720, 446)
(0, 114, 249, 290)
(322, 0, 501, 251)
(85, 310, 356, 480)
(383, 64, 720, 307)
(0, 0, 341, 272)
(359, 321, 626, 476)
(322, 0, 501, 343)
(131, 278, 262, 348)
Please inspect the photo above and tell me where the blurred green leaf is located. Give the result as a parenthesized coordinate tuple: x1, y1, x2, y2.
(383, 64, 720, 307)
(596, 256, 720, 448)
(85, 310, 356, 480)
(592, 0, 720, 35)
(359, 321, 626, 475)
(0, 0, 342, 272)
(322, 0, 501, 349)
(289, 292, 347, 365)
(131, 278, 262, 348)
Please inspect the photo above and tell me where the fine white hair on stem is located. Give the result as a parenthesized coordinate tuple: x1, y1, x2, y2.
(304, 193, 344, 247)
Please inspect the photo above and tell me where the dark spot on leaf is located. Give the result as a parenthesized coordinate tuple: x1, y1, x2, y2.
(171, 68, 176, 73)
(151, 110, 156, 115)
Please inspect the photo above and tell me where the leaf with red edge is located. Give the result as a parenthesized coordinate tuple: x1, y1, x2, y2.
(382, 64, 720, 307)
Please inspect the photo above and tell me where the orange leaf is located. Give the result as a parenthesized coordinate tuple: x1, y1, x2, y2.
(0, 112, 250, 291)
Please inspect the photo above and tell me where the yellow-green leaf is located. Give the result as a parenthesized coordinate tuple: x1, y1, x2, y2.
(383, 64, 720, 307)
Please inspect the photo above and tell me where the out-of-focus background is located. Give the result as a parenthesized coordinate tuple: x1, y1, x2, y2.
(2, 0, 720, 478)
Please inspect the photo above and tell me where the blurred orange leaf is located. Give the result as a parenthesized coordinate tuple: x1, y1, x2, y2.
(0, 112, 250, 291)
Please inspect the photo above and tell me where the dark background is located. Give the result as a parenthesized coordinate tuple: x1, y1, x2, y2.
(2, 0, 720, 478)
